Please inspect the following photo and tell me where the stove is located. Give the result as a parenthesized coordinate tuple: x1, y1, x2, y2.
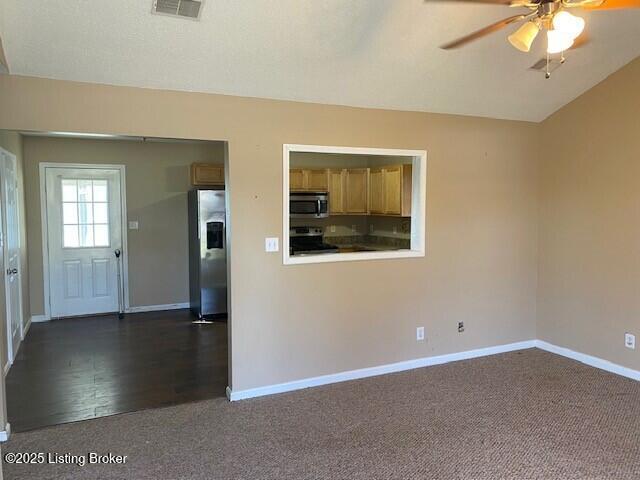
(290, 226, 338, 256)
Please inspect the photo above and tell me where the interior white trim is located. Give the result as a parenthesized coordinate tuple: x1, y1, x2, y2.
(3, 362, 9, 377)
(125, 302, 190, 314)
(535, 340, 640, 382)
(0, 423, 10, 442)
(39, 163, 130, 319)
(31, 314, 50, 323)
(0, 147, 25, 366)
(282, 144, 427, 266)
(227, 340, 536, 401)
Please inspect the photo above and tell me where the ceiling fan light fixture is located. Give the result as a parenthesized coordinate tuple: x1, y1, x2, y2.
(508, 21, 540, 52)
(547, 29, 574, 54)
(552, 11, 585, 39)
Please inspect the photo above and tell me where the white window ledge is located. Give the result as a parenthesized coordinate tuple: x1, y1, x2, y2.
(284, 248, 424, 265)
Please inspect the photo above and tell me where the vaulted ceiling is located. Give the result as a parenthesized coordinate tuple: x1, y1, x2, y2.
(1, 0, 639, 121)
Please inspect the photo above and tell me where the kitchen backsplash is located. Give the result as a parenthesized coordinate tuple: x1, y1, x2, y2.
(329, 235, 410, 249)
(291, 214, 410, 247)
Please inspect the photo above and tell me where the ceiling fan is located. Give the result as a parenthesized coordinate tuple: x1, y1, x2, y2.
(432, 0, 640, 77)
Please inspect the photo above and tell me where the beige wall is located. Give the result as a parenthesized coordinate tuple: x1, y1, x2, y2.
(538, 57, 640, 371)
(22, 136, 224, 315)
(0, 75, 540, 391)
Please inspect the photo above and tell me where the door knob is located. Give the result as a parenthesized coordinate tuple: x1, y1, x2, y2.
(6, 268, 16, 275)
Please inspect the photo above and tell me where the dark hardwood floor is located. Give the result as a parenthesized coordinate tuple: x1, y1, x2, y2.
(6, 309, 228, 432)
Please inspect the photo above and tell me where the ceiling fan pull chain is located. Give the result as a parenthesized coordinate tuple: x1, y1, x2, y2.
(545, 51, 551, 79)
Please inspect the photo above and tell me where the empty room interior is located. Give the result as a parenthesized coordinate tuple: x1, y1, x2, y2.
(0, 1, 638, 479)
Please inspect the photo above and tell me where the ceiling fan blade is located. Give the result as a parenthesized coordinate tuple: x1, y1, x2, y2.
(425, 0, 515, 4)
(582, 0, 640, 8)
(440, 14, 529, 49)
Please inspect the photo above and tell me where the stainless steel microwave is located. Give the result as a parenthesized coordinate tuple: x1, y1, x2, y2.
(290, 192, 329, 218)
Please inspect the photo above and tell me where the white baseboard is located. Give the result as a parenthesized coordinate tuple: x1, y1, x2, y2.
(227, 339, 640, 402)
(22, 315, 32, 339)
(227, 340, 537, 401)
(535, 340, 640, 382)
(3, 362, 9, 377)
(125, 302, 190, 314)
(30, 304, 189, 319)
(0, 423, 11, 442)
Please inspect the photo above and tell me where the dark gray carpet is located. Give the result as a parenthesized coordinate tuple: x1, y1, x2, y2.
(3, 348, 640, 479)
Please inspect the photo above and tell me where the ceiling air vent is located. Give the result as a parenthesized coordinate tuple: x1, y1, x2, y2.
(152, 0, 203, 20)
(529, 58, 563, 76)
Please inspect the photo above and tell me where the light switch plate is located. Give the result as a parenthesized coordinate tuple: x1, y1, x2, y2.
(265, 237, 279, 253)
(128, 221, 139, 230)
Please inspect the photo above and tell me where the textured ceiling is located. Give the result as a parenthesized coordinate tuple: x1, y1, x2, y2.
(1, 0, 639, 121)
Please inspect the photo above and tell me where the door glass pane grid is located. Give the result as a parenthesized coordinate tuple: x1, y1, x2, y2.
(62, 179, 110, 248)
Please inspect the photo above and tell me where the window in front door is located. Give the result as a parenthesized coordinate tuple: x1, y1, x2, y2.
(61, 178, 110, 248)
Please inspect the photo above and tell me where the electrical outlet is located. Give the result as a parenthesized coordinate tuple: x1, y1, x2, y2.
(625, 333, 636, 350)
(416, 327, 425, 341)
(458, 322, 465, 333)
(330, 225, 336, 233)
(369, 224, 374, 234)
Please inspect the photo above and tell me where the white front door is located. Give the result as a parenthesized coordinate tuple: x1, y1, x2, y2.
(1, 148, 23, 362)
(44, 166, 124, 318)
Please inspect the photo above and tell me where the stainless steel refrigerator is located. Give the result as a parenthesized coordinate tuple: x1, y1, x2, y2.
(188, 189, 227, 319)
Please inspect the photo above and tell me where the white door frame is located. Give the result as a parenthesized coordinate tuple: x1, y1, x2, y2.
(39, 163, 130, 320)
(0, 147, 24, 365)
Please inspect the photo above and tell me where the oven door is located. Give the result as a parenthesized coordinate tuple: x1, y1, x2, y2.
(290, 193, 329, 218)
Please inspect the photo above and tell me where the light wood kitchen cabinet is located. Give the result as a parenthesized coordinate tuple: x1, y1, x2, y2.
(290, 169, 306, 191)
(328, 169, 345, 214)
(345, 168, 369, 213)
(327, 168, 368, 215)
(289, 164, 412, 217)
(191, 163, 224, 186)
(368, 168, 385, 214)
(306, 169, 329, 191)
(384, 166, 403, 215)
(289, 168, 329, 191)
(368, 164, 412, 217)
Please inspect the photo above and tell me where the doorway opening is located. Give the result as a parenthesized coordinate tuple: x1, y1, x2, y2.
(0, 131, 232, 433)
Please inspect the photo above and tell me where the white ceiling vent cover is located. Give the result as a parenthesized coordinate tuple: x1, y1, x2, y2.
(152, 0, 203, 20)
(529, 58, 563, 74)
